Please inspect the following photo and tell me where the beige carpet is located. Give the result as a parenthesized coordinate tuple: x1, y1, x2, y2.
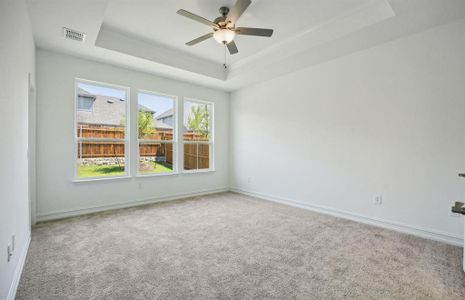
(17, 192, 465, 299)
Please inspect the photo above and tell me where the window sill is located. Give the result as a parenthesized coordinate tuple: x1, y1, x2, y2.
(136, 172, 179, 178)
(72, 175, 131, 183)
(72, 169, 215, 182)
(182, 169, 216, 175)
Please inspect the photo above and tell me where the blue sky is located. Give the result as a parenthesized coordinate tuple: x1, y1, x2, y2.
(138, 93, 173, 117)
(78, 83, 173, 117)
(78, 82, 126, 99)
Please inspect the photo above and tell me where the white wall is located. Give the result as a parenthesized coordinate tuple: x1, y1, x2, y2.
(230, 18, 465, 245)
(36, 50, 229, 221)
(0, 0, 35, 299)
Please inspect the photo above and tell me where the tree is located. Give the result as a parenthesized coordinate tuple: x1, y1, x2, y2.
(187, 105, 209, 138)
(138, 111, 156, 138)
(121, 111, 156, 139)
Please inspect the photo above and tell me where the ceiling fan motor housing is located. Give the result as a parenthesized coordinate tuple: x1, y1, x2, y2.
(177, 0, 273, 55)
(214, 7, 233, 28)
(219, 6, 230, 16)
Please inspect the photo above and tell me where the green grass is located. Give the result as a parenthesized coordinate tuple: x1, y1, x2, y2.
(138, 161, 173, 175)
(77, 164, 126, 178)
(77, 161, 173, 178)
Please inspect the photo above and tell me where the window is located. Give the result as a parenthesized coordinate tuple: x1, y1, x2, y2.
(77, 95, 94, 111)
(75, 80, 129, 179)
(137, 91, 176, 175)
(183, 99, 213, 171)
(73, 80, 215, 180)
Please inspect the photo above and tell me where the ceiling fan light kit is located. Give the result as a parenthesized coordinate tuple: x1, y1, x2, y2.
(213, 28, 236, 44)
(177, 0, 273, 55)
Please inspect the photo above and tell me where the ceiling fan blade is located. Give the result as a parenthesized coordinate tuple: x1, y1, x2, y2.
(227, 41, 239, 55)
(177, 9, 219, 29)
(226, 0, 251, 25)
(186, 33, 213, 46)
(235, 27, 273, 37)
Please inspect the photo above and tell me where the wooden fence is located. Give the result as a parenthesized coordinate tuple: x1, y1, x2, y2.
(77, 126, 209, 169)
(183, 143, 209, 170)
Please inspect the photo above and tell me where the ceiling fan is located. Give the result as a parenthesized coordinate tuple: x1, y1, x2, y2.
(176, 0, 273, 55)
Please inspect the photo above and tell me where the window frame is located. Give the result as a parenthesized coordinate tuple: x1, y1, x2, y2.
(182, 98, 215, 174)
(73, 78, 131, 181)
(136, 89, 178, 177)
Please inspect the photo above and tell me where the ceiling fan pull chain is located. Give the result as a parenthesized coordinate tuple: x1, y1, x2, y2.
(223, 44, 228, 70)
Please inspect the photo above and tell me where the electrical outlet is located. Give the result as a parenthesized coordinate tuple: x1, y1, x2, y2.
(373, 195, 383, 205)
(7, 244, 12, 262)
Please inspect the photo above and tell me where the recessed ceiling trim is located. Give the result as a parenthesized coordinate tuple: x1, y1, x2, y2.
(227, 0, 395, 79)
(95, 25, 227, 81)
(27, 0, 465, 91)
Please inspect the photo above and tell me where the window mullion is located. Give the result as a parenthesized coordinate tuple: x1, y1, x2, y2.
(183, 141, 210, 145)
(138, 139, 174, 144)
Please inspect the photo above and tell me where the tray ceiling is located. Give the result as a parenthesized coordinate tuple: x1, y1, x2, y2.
(102, 0, 371, 65)
(27, 0, 465, 91)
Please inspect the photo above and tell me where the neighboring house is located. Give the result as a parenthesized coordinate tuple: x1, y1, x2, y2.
(156, 108, 174, 128)
(155, 108, 189, 132)
(77, 87, 179, 132)
(76, 87, 154, 127)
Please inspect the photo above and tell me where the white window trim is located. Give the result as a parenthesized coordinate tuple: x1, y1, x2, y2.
(72, 83, 216, 181)
(73, 78, 131, 181)
(182, 98, 215, 173)
(136, 90, 178, 177)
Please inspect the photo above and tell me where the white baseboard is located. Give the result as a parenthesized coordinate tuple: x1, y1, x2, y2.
(34, 186, 464, 246)
(231, 187, 464, 247)
(7, 233, 31, 300)
(36, 187, 229, 222)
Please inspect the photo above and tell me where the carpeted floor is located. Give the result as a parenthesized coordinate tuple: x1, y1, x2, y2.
(17, 192, 465, 299)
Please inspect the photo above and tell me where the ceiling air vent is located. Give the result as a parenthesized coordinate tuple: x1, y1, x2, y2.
(63, 27, 86, 42)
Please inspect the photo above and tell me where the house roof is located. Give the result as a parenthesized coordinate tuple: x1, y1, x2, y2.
(139, 104, 154, 113)
(77, 87, 96, 98)
(156, 108, 173, 120)
(77, 94, 126, 126)
(77, 88, 155, 127)
(154, 108, 175, 130)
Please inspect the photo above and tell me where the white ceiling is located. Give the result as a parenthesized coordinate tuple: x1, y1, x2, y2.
(102, 0, 371, 65)
(27, 0, 465, 91)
